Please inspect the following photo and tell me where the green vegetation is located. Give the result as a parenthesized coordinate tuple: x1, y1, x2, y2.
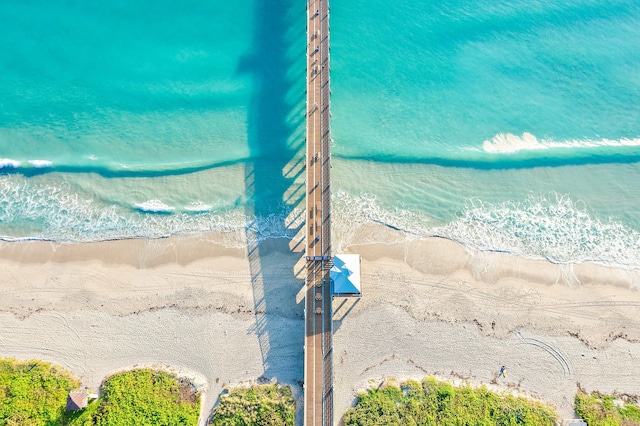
(81, 369, 200, 426)
(344, 377, 557, 426)
(0, 358, 80, 426)
(575, 391, 640, 426)
(210, 384, 295, 426)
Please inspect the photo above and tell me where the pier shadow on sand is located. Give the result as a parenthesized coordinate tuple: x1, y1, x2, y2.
(220, 0, 308, 420)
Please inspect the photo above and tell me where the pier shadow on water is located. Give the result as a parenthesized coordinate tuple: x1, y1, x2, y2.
(239, 0, 307, 403)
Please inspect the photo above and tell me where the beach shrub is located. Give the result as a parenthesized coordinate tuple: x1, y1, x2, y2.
(0, 357, 79, 426)
(574, 391, 640, 426)
(210, 384, 295, 426)
(81, 369, 200, 426)
(344, 377, 557, 426)
(64, 398, 100, 426)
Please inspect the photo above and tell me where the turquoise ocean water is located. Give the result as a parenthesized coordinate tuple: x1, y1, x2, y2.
(1, 0, 640, 269)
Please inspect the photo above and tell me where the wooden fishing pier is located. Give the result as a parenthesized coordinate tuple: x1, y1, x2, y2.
(304, 0, 333, 424)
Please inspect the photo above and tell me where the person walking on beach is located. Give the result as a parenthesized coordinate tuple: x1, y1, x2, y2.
(499, 365, 507, 378)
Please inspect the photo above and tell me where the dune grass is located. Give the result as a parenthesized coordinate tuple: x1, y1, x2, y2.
(76, 369, 200, 426)
(344, 377, 558, 426)
(575, 391, 640, 426)
(210, 384, 295, 426)
(0, 358, 80, 426)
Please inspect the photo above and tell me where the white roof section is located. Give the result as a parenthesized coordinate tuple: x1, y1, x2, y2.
(331, 254, 361, 295)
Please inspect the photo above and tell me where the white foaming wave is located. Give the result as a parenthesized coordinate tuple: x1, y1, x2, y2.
(439, 193, 640, 270)
(0, 158, 21, 168)
(0, 177, 129, 241)
(245, 207, 302, 242)
(1, 159, 53, 169)
(483, 132, 640, 154)
(28, 160, 52, 168)
(184, 201, 212, 212)
(4, 175, 638, 271)
(329, 190, 640, 272)
(135, 200, 175, 213)
(0, 177, 301, 247)
(331, 190, 434, 251)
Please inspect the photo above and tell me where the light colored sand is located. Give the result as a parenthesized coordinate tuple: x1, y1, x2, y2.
(0, 235, 305, 425)
(0, 227, 639, 424)
(334, 235, 640, 420)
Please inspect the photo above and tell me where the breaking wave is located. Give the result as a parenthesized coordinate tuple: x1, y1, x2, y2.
(483, 133, 640, 154)
(28, 160, 52, 168)
(135, 200, 175, 213)
(0, 158, 54, 169)
(2, 175, 640, 271)
(0, 177, 299, 246)
(332, 190, 640, 271)
(0, 158, 21, 168)
(440, 193, 640, 270)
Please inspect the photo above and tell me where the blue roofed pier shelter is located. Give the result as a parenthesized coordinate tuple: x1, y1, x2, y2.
(330, 254, 362, 298)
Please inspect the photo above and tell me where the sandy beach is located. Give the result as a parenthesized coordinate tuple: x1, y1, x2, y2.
(1, 226, 639, 424)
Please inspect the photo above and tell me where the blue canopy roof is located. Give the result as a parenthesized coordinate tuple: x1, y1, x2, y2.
(331, 254, 361, 295)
